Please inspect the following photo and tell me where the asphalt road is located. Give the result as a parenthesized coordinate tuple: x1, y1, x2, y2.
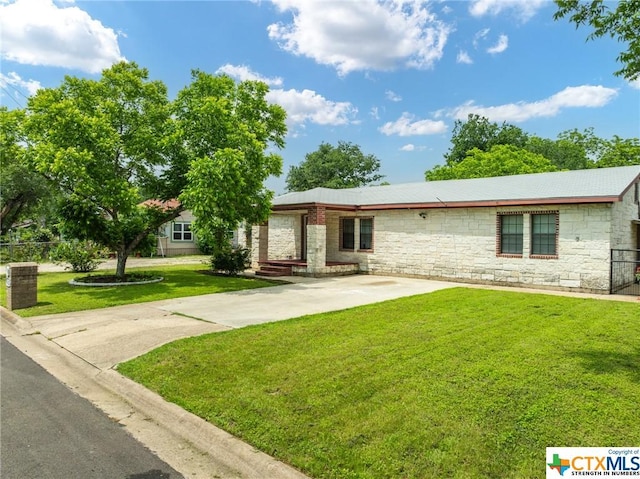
(0, 336, 183, 479)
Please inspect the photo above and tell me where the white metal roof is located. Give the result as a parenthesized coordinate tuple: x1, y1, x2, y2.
(273, 165, 640, 209)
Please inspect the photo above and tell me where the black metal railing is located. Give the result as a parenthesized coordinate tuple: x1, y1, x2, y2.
(610, 248, 640, 295)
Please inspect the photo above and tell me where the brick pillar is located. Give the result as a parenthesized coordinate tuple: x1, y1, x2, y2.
(307, 205, 326, 226)
(6, 262, 38, 310)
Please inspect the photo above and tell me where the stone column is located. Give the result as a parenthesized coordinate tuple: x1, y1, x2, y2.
(251, 222, 269, 269)
(306, 206, 326, 275)
(6, 262, 38, 310)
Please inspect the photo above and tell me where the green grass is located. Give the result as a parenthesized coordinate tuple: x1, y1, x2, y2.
(118, 288, 640, 479)
(0, 264, 278, 317)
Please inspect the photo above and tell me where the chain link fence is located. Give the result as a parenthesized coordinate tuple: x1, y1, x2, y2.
(0, 242, 61, 264)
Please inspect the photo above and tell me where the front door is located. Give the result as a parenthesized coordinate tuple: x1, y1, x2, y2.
(301, 214, 308, 260)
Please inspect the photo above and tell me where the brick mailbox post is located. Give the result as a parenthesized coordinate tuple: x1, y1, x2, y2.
(6, 262, 38, 310)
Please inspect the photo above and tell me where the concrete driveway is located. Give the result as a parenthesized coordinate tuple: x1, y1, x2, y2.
(17, 275, 457, 369)
(157, 275, 457, 328)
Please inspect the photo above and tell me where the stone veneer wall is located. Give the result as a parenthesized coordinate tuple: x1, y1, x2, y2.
(251, 214, 301, 267)
(611, 183, 639, 249)
(610, 184, 640, 286)
(325, 204, 616, 292)
(257, 195, 639, 292)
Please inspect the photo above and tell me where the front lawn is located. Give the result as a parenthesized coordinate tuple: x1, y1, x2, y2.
(118, 288, 640, 479)
(0, 264, 278, 317)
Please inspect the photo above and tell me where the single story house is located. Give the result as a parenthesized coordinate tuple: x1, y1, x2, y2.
(140, 199, 200, 256)
(252, 165, 640, 294)
(141, 199, 248, 257)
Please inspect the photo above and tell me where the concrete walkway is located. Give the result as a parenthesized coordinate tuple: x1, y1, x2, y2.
(1, 266, 638, 478)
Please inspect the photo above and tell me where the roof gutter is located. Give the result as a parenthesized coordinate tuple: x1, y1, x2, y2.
(272, 196, 622, 212)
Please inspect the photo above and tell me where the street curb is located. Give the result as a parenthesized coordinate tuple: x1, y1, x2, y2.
(0, 306, 34, 332)
(98, 370, 309, 479)
(0, 316, 310, 479)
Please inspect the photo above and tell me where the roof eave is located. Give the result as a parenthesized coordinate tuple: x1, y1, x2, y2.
(272, 196, 622, 212)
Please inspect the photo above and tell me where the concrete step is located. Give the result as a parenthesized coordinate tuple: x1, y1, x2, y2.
(255, 269, 290, 277)
(259, 265, 292, 274)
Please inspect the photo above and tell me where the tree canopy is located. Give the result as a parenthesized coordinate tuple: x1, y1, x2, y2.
(22, 62, 287, 277)
(554, 0, 640, 81)
(443, 114, 529, 165)
(24, 62, 175, 276)
(426, 115, 639, 181)
(285, 141, 384, 192)
(426, 145, 558, 181)
(0, 108, 51, 236)
(176, 70, 286, 248)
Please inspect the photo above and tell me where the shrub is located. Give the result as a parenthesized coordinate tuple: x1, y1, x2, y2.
(50, 240, 108, 273)
(210, 247, 250, 276)
(135, 234, 157, 257)
(196, 234, 216, 256)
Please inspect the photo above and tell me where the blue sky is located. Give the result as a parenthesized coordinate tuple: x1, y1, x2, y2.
(1, 0, 639, 194)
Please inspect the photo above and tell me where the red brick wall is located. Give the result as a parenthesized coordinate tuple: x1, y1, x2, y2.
(308, 206, 326, 225)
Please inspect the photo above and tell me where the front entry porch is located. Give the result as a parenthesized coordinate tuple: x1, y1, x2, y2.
(255, 259, 360, 278)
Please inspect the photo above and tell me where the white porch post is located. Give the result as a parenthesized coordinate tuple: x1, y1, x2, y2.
(306, 206, 326, 275)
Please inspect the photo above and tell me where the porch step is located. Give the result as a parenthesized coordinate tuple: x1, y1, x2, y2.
(256, 264, 292, 277)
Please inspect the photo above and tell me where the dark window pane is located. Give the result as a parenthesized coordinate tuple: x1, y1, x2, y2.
(341, 218, 354, 250)
(359, 218, 373, 249)
(531, 214, 556, 255)
(500, 215, 523, 254)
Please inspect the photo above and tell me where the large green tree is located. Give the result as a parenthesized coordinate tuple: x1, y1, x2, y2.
(554, 0, 640, 81)
(176, 71, 286, 249)
(24, 63, 287, 277)
(0, 107, 51, 236)
(525, 135, 593, 170)
(596, 136, 640, 167)
(443, 114, 529, 165)
(426, 145, 558, 181)
(285, 141, 384, 192)
(24, 62, 176, 277)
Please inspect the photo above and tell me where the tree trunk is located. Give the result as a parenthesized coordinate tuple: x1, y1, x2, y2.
(116, 249, 128, 279)
(0, 195, 26, 236)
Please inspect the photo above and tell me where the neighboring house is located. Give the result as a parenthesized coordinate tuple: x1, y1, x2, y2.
(140, 199, 201, 257)
(252, 166, 640, 294)
(140, 199, 248, 257)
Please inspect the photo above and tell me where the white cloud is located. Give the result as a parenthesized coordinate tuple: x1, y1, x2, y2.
(385, 90, 402, 102)
(629, 78, 640, 90)
(449, 85, 618, 122)
(0, 0, 124, 73)
(487, 34, 508, 54)
(457, 50, 473, 64)
(400, 144, 415, 151)
(379, 112, 447, 136)
(214, 63, 356, 130)
(370, 107, 380, 120)
(469, 0, 546, 22)
(216, 64, 283, 87)
(473, 28, 490, 48)
(266, 88, 357, 127)
(0, 71, 42, 96)
(268, 0, 452, 76)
